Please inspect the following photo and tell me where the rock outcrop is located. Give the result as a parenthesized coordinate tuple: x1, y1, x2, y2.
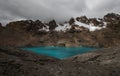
(48, 20, 58, 30)
(0, 23, 4, 32)
(67, 47, 120, 76)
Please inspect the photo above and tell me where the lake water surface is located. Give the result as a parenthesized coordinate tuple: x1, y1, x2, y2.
(22, 46, 97, 59)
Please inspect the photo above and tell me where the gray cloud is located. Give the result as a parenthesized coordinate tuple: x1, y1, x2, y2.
(0, 0, 120, 25)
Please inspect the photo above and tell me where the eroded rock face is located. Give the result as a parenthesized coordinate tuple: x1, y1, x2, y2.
(5, 20, 47, 33)
(104, 13, 120, 22)
(0, 13, 120, 47)
(0, 22, 36, 47)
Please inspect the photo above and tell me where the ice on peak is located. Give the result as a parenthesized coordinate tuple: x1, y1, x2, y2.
(38, 24, 49, 32)
(55, 23, 71, 32)
(74, 19, 106, 31)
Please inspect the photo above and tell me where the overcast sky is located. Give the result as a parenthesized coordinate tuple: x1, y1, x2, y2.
(0, 0, 120, 25)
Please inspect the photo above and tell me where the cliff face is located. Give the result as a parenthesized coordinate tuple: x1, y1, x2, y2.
(0, 46, 120, 76)
(0, 13, 120, 47)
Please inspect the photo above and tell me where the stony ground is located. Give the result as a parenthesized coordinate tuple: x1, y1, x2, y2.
(0, 46, 120, 76)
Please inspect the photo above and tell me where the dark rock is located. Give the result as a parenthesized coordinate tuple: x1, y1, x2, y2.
(104, 13, 120, 21)
(48, 20, 58, 31)
(33, 20, 46, 32)
(89, 18, 100, 26)
(5, 20, 46, 33)
(69, 18, 75, 25)
(68, 26, 76, 33)
(0, 23, 4, 32)
(68, 25, 82, 33)
(76, 16, 89, 24)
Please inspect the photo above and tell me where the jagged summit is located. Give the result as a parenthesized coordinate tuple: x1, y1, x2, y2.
(0, 13, 120, 47)
(2, 13, 111, 32)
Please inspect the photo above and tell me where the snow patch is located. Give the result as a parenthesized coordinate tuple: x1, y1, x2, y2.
(38, 18, 107, 32)
(55, 23, 71, 32)
(97, 18, 102, 22)
(103, 22, 107, 26)
(74, 20, 106, 31)
(38, 24, 49, 32)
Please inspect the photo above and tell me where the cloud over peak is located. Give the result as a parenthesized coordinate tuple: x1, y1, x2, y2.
(0, 0, 120, 25)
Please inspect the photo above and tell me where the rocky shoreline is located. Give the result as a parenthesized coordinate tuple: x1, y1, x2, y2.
(0, 46, 120, 76)
(0, 13, 120, 76)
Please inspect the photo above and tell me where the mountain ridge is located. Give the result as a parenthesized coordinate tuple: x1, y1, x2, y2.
(0, 13, 120, 76)
(0, 13, 120, 47)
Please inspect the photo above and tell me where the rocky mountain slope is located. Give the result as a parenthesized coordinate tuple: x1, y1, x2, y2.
(0, 13, 120, 47)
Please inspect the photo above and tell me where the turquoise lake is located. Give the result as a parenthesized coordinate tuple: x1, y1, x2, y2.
(22, 46, 97, 59)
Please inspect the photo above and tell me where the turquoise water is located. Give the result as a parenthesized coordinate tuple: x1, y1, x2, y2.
(22, 46, 96, 59)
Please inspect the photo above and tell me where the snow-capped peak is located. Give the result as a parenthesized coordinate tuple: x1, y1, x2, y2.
(74, 19, 107, 31)
(38, 16, 108, 32)
(55, 23, 71, 32)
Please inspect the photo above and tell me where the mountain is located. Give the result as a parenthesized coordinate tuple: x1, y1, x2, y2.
(0, 13, 120, 76)
(0, 13, 120, 47)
